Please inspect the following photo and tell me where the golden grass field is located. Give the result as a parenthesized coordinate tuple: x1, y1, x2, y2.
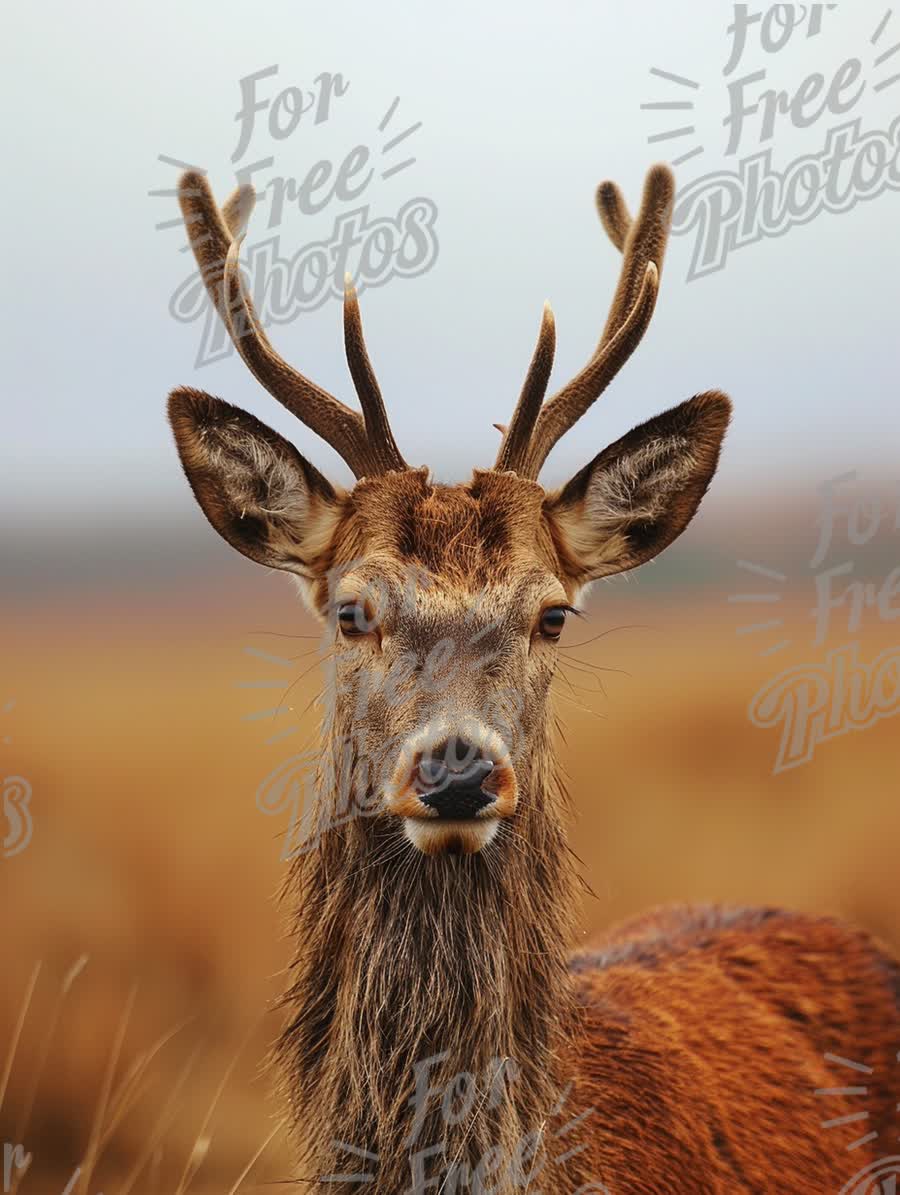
(2, 542, 899, 1193)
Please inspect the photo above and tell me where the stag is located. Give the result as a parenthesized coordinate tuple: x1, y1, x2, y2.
(168, 164, 900, 1193)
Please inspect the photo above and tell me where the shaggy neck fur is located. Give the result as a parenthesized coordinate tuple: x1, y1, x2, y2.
(276, 715, 581, 1193)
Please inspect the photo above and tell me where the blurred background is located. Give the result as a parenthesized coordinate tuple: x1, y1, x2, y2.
(2, 1, 899, 1190)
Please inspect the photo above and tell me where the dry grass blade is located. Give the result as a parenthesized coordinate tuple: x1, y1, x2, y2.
(0, 962, 42, 1117)
(174, 1021, 259, 1195)
(118, 1042, 205, 1195)
(78, 981, 137, 1195)
(11, 957, 88, 1195)
(98, 1015, 195, 1153)
(226, 1122, 284, 1195)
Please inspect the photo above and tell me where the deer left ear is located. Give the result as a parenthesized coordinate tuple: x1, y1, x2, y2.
(544, 391, 731, 587)
(167, 387, 343, 579)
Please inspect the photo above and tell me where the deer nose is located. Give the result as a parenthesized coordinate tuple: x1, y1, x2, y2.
(416, 738, 496, 820)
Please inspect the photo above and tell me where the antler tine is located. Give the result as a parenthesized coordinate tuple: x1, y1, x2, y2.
(342, 276, 407, 474)
(220, 185, 254, 238)
(178, 171, 234, 324)
(521, 264, 659, 478)
(179, 172, 404, 479)
(517, 164, 675, 479)
(596, 164, 673, 350)
(494, 303, 556, 473)
(595, 180, 631, 253)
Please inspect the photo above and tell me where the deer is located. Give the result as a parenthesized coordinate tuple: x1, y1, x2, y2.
(167, 162, 900, 1194)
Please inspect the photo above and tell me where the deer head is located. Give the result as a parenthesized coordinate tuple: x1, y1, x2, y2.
(169, 164, 730, 860)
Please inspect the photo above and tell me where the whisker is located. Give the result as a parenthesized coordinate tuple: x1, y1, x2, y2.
(276, 655, 333, 715)
(562, 624, 650, 650)
(245, 630, 323, 640)
(557, 668, 606, 699)
(287, 645, 328, 662)
(559, 653, 630, 677)
(551, 683, 606, 722)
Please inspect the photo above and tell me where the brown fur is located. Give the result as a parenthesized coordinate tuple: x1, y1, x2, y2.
(569, 907, 900, 1191)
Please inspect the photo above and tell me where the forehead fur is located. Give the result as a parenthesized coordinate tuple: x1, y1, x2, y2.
(328, 467, 561, 584)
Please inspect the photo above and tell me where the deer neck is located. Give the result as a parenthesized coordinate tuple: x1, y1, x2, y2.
(277, 714, 581, 1192)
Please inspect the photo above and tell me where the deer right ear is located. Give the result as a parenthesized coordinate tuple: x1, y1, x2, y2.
(167, 387, 343, 578)
(544, 391, 731, 589)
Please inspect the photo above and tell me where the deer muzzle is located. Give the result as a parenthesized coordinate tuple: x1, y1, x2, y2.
(386, 725, 518, 855)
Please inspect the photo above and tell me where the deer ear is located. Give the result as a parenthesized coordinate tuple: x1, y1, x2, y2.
(544, 391, 731, 587)
(167, 387, 342, 577)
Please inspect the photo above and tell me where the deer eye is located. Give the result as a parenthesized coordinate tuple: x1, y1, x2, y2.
(538, 606, 569, 640)
(336, 601, 372, 637)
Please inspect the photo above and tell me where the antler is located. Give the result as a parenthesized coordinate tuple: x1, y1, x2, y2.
(495, 164, 675, 479)
(177, 171, 407, 479)
(494, 303, 556, 474)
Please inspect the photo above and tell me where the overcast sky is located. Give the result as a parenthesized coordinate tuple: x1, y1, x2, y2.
(4, 0, 899, 526)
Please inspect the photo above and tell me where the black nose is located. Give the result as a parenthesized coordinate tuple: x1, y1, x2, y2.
(416, 738, 495, 820)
